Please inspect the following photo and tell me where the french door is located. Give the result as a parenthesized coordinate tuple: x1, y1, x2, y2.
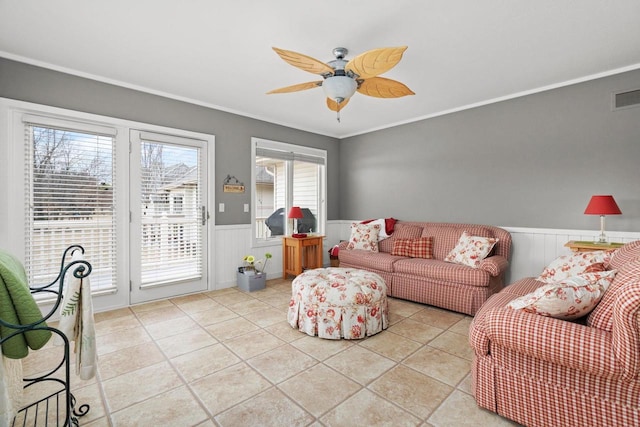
(129, 130, 209, 304)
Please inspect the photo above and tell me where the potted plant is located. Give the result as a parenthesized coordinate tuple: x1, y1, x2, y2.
(237, 253, 271, 292)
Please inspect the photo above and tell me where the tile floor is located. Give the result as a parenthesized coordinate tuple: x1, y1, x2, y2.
(20, 278, 520, 426)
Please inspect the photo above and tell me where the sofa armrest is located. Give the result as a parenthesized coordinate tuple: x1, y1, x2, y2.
(483, 306, 626, 379)
(479, 255, 509, 277)
(338, 241, 349, 251)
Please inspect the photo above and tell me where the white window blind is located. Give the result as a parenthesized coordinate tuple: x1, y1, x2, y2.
(253, 139, 326, 241)
(23, 117, 117, 294)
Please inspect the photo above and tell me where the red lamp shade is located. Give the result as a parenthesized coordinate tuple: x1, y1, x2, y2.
(584, 195, 622, 215)
(288, 206, 303, 219)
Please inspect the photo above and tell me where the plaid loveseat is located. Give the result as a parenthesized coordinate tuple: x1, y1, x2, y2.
(470, 240, 640, 427)
(338, 221, 512, 316)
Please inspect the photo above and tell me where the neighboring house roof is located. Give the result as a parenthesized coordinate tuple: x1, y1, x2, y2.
(161, 165, 198, 191)
(256, 166, 274, 185)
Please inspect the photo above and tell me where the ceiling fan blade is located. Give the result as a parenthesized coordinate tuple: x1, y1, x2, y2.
(267, 81, 323, 94)
(326, 97, 350, 112)
(272, 47, 334, 76)
(357, 77, 415, 98)
(345, 46, 408, 79)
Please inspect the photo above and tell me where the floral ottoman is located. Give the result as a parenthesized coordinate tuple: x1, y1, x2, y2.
(287, 268, 389, 339)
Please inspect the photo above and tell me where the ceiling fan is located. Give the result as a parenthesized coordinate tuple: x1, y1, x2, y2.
(267, 46, 415, 121)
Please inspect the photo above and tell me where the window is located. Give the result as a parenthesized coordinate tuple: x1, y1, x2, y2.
(23, 114, 117, 294)
(252, 138, 326, 244)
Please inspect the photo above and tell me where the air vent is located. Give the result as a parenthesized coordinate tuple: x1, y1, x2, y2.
(613, 88, 640, 110)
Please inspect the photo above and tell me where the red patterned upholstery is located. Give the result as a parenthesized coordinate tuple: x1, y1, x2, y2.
(471, 245, 640, 427)
(339, 221, 511, 315)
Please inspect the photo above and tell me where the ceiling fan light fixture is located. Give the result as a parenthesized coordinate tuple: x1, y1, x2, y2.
(322, 75, 357, 103)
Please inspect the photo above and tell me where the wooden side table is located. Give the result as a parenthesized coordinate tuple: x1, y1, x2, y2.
(282, 235, 324, 278)
(564, 240, 624, 252)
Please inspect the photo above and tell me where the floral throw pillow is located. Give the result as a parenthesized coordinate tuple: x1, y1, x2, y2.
(346, 222, 381, 252)
(537, 251, 611, 284)
(391, 237, 434, 259)
(444, 232, 498, 268)
(507, 270, 617, 320)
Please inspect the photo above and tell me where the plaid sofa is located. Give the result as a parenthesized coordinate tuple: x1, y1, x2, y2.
(338, 221, 512, 316)
(470, 240, 640, 427)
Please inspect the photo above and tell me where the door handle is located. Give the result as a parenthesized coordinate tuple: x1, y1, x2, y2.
(201, 206, 209, 225)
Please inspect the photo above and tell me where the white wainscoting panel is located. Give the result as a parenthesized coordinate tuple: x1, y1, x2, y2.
(214, 221, 343, 289)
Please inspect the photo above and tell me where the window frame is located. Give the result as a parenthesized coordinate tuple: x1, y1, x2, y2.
(251, 137, 327, 248)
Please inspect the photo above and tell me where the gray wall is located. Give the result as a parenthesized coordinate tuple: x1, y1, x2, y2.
(340, 69, 640, 232)
(0, 58, 340, 224)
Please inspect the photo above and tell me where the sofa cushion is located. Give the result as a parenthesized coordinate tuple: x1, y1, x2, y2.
(422, 225, 495, 260)
(607, 240, 640, 270)
(587, 259, 640, 331)
(393, 258, 490, 287)
(346, 222, 381, 252)
(390, 237, 433, 259)
(537, 251, 611, 284)
(444, 232, 498, 268)
(506, 271, 617, 320)
(379, 224, 423, 253)
(338, 249, 405, 273)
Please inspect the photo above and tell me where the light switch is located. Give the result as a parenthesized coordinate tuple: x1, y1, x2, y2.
(218, 203, 225, 212)
(244, 203, 249, 213)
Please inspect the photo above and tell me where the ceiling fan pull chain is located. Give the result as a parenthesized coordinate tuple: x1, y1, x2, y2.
(337, 110, 340, 123)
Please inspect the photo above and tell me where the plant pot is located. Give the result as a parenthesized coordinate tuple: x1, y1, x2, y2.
(237, 271, 266, 292)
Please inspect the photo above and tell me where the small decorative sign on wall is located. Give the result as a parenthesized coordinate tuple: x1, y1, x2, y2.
(223, 175, 245, 193)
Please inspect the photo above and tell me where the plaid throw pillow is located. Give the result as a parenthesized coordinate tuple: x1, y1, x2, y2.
(391, 237, 433, 259)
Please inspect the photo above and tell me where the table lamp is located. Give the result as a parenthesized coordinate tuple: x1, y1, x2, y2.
(288, 206, 303, 234)
(584, 195, 621, 243)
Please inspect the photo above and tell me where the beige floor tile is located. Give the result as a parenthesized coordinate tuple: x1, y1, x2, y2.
(169, 292, 211, 305)
(290, 335, 354, 361)
(102, 361, 183, 412)
(428, 390, 519, 427)
(403, 347, 470, 387)
(204, 287, 238, 297)
(388, 298, 427, 317)
(369, 365, 453, 419)
(448, 316, 473, 336)
(22, 344, 66, 376)
(174, 297, 220, 315)
(191, 363, 271, 415)
(171, 343, 240, 383)
(243, 307, 287, 327)
(247, 344, 317, 383)
(265, 320, 307, 343)
(320, 388, 421, 426)
(358, 330, 422, 361)
(205, 316, 260, 341)
(226, 298, 272, 316)
(428, 330, 475, 361)
(98, 341, 165, 380)
(144, 315, 200, 340)
(195, 421, 217, 427)
(69, 382, 106, 424)
(215, 388, 314, 427)
(155, 327, 217, 358)
(209, 291, 256, 307)
(224, 329, 285, 359)
(388, 318, 444, 343)
(388, 311, 408, 325)
(94, 313, 142, 337)
(325, 345, 395, 385)
(458, 373, 473, 395)
(135, 305, 187, 326)
(410, 306, 465, 329)
(94, 307, 133, 323)
(82, 417, 111, 426)
(96, 326, 151, 356)
(130, 299, 174, 313)
(278, 364, 361, 417)
(189, 305, 239, 326)
(111, 385, 209, 426)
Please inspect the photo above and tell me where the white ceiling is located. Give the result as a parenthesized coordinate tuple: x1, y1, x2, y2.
(1, 1, 640, 138)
